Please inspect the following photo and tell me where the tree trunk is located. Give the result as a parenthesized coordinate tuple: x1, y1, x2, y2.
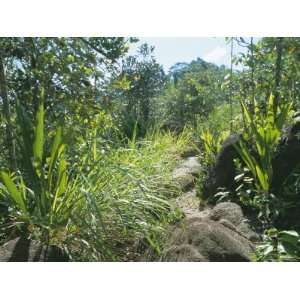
(25, 38, 40, 115)
(274, 37, 283, 115)
(0, 54, 17, 170)
(250, 37, 255, 114)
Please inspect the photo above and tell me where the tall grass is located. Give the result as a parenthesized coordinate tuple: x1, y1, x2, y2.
(68, 127, 191, 261)
(0, 98, 191, 261)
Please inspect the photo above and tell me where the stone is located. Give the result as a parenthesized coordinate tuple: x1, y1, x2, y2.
(202, 122, 300, 200)
(209, 202, 259, 242)
(175, 189, 200, 216)
(209, 202, 244, 226)
(271, 121, 300, 191)
(172, 167, 196, 191)
(180, 157, 201, 177)
(0, 237, 69, 262)
(172, 156, 201, 191)
(162, 216, 255, 262)
(202, 134, 240, 200)
(161, 244, 207, 262)
(181, 147, 199, 158)
(161, 202, 259, 262)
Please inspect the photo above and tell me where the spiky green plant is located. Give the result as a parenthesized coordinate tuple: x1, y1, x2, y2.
(235, 95, 292, 193)
(200, 128, 229, 167)
(0, 91, 81, 242)
(233, 96, 293, 226)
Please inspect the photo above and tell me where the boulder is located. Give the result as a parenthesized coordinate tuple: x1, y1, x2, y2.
(162, 217, 255, 262)
(161, 244, 207, 262)
(0, 237, 69, 262)
(202, 122, 300, 200)
(272, 121, 300, 190)
(161, 202, 258, 262)
(209, 202, 244, 227)
(202, 134, 240, 200)
(209, 202, 260, 242)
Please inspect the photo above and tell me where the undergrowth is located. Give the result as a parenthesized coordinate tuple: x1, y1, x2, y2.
(0, 98, 191, 261)
(67, 128, 191, 261)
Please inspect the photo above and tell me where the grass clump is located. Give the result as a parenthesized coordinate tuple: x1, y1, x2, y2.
(68, 127, 191, 261)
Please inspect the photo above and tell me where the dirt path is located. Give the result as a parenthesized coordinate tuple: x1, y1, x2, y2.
(172, 155, 202, 216)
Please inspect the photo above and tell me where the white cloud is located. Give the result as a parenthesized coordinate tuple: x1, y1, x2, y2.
(203, 46, 227, 64)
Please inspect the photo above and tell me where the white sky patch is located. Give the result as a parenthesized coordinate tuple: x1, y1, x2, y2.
(203, 46, 227, 64)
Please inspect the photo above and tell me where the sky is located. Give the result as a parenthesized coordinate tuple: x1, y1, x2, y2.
(128, 37, 257, 72)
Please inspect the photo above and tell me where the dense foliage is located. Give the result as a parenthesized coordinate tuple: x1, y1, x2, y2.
(1, 37, 300, 261)
(155, 58, 230, 131)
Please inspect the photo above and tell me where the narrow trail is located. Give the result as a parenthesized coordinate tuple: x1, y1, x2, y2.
(172, 155, 202, 216)
(163, 152, 258, 262)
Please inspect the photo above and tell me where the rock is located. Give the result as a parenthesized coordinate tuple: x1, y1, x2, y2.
(0, 237, 69, 262)
(236, 221, 260, 242)
(175, 189, 200, 216)
(209, 202, 260, 242)
(180, 157, 201, 177)
(161, 202, 258, 262)
(172, 156, 201, 191)
(161, 244, 207, 262)
(202, 122, 300, 200)
(172, 167, 196, 191)
(272, 121, 300, 191)
(209, 202, 244, 226)
(162, 216, 255, 262)
(190, 209, 212, 220)
(202, 134, 240, 200)
(181, 147, 199, 158)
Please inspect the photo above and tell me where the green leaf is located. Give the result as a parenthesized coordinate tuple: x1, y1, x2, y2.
(33, 90, 45, 173)
(15, 100, 36, 180)
(48, 127, 63, 188)
(1, 172, 27, 213)
(234, 173, 245, 182)
(263, 245, 274, 257)
(256, 165, 268, 192)
(278, 231, 300, 244)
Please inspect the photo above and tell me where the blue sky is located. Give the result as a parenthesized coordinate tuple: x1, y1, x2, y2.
(128, 37, 257, 72)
